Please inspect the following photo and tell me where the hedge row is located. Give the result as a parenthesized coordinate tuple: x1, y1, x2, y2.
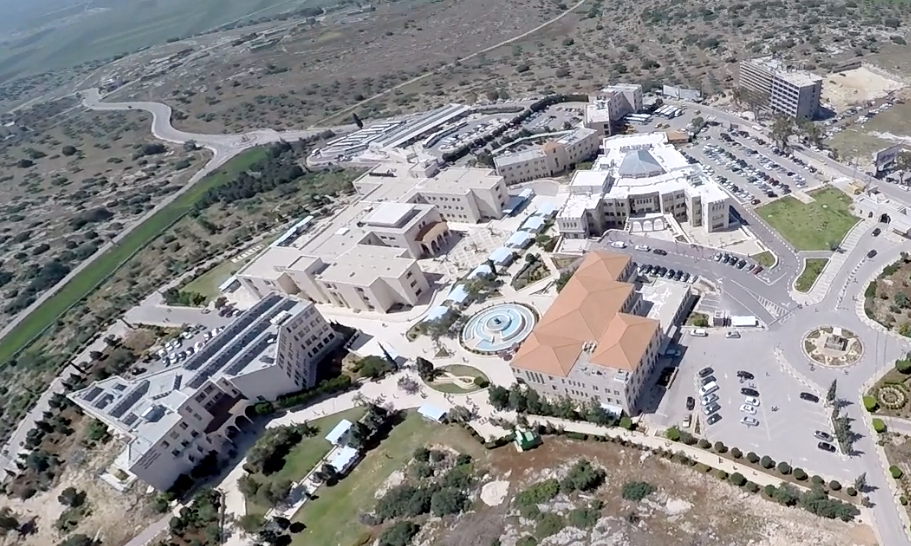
(251, 375, 355, 415)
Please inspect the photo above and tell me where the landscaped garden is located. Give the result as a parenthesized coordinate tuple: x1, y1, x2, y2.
(424, 364, 490, 394)
(864, 252, 911, 336)
(794, 258, 828, 292)
(756, 187, 858, 251)
(242, 407, 366, 515)
(289, 411, 485, 546)
(751, 251, 776, 269)
(801, 326, 863, 367)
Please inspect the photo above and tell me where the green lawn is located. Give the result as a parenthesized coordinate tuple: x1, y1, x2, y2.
(795, 259, 829, 292)
(246, 407, 366, 516)
(183, 259, 244, 302)
(0, 148, 267, 365)
(427, 364, 489, 394)
(290, 412, 485, 546)
(756, 187, 858, 251)
(751, 251, 776, 269)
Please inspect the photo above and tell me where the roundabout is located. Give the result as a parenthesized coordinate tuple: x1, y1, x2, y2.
(801, 326, 864, 368)
(460, 302, 537, 354)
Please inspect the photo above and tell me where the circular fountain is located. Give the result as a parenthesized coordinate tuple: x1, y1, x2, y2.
(460, 302, 538, 354)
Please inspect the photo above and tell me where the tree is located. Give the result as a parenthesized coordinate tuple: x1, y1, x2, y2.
(430, 487, 467, 516)
(238, 513, 266, 534)
(772, 483, 800, 506)
(61, 145, 78, 156)
(621, 481, 654, 501)
(896, 151, 911, 184)
(415, 357, 435, 381)
(770, 116, 795, 150)
(691, 116, 705, 132)
(58, 487, 86, 507)
(826, 379, 837, 404)
(488, 385, 511, 410)
(357, 356, 393, 379)
(854, 473, 867, 492)
(57, 535, 96, 546)
(730, 87, 745, 110)
(0, 507, 19, 535)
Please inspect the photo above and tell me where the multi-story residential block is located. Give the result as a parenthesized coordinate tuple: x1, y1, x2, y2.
(556, 132, 730, 238)
(494, 128, 600, 185)
(510, 251, 662, 415)
(69, 295, 340, 491)
(739, 57, 822, 120)
(584, 84, 644, 136)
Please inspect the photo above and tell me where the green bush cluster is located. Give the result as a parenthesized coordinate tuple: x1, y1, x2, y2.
(863, 395, 879, 412)
(873, 418, 887, 433)
(793, 468, 808, 481)
(252, 375, 354, 415)
(891, 465, 904, 479)
(621, 481, 655, 502)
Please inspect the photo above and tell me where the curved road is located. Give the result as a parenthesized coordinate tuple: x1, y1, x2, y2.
(0, 90, 354, 346)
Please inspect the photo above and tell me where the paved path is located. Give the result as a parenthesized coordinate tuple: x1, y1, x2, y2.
(791, 219, 875, 304)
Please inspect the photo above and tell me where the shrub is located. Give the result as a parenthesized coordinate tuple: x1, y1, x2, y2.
(730, 447, 742, 459)
(891, 465, 904, 479)
(713, 441, 727, 453)
(763, 484, 777, 497)
(619, 416, 633, 430)
(378, 521, 420, 546)
(535, 513, 565, 538)
(760, 455, 775, 469)
(846, 487, 857, 497)
(473, 377, 490, 388)
(665, 427, 680, 441)
(730, 472, 746, 487)
(746, 452, 759, 464)
(697, 439, 711, 449)
(811, 475, 824, 486)
(793, 468, 808, 481)
(896, 359, 911, 374)
(777, 462, 792, 475)
(863, 395, 879, 412)
(873, 418, 886, 433)
(694, 462, 710, 473)
(514, 479, 560, 508)
(714, 469, 728, 480)
(745, 481, 760, 493)
(621, 481, 655, 502)
(829, 480, 842, 491)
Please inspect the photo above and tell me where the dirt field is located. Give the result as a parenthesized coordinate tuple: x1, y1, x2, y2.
(1, 438, 160, 546)
(823, 66, 907, 112)
(421, 437, 875, 546)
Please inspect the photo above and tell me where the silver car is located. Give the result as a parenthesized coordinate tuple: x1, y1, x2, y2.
(740, 416, 759, 427)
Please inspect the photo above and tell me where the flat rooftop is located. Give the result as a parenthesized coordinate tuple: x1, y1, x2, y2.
(317, 245, 415, 285)
(364, 202, 418, 227)
(745, 56, 822, 87)
(495, 147, 546, 167)
(639, 280, 691, 336)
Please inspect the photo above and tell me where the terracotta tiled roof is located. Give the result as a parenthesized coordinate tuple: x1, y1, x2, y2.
(511, 250, 659, 377)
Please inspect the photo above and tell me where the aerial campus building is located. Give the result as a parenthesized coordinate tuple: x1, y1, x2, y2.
(493, 128, 601, 185)
(511, 251, 676, 416)
(308, 104, 473, 164)
(236, 160, 509, 313)
(583, 84, 644, 136)
(738, 56, 822, 120)
(68, 295, 340, 491)
(556, 132, 730, 238)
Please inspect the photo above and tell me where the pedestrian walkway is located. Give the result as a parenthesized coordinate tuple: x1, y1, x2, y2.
(791, 220, 873, 305)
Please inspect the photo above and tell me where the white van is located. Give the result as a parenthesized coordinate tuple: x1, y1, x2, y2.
(700, 382, 719, 396)
(691, 328, 708, 337)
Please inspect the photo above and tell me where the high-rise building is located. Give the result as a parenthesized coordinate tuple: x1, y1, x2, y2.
(739, 57, 822, 120)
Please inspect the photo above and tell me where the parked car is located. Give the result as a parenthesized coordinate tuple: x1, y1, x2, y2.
(867, 249, 877, 259)
(686, 396, 695, 410)
(817, 442, 837, 453)
(815, 431, 834, 442)
(683, 414, 692, 428)
(725, 331, 741, 339)
(873, 228, 881, 237)
(700, 382, 720, 396)
(698, 367, 714, 378)
(799, 392, 820, 403)
(701, 393, 719, 406)
(707, 414, 722, 425)
(741, 387, 759, 397)
(691, 328, 708, 337)
(739, 404, 757, 415)
(740, 416, 759, 427)
(703, 403, 721, 415)
(700, 375, 717, 386)
(737, 371, 754, 380)
(743, 396, 760, 407)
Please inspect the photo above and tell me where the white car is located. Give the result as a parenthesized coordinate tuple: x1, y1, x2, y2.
(744, 396, 760, 407)
(701, 393, 719, 406)
(741, 416, 759, 427)
(609, 241, 627, 249)
(740, 404, 757, 415)
(634, 244, 650, 251)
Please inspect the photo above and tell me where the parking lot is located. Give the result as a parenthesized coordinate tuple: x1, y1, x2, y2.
(655, 331, 854, 480)
(684, 131, 825, 208)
